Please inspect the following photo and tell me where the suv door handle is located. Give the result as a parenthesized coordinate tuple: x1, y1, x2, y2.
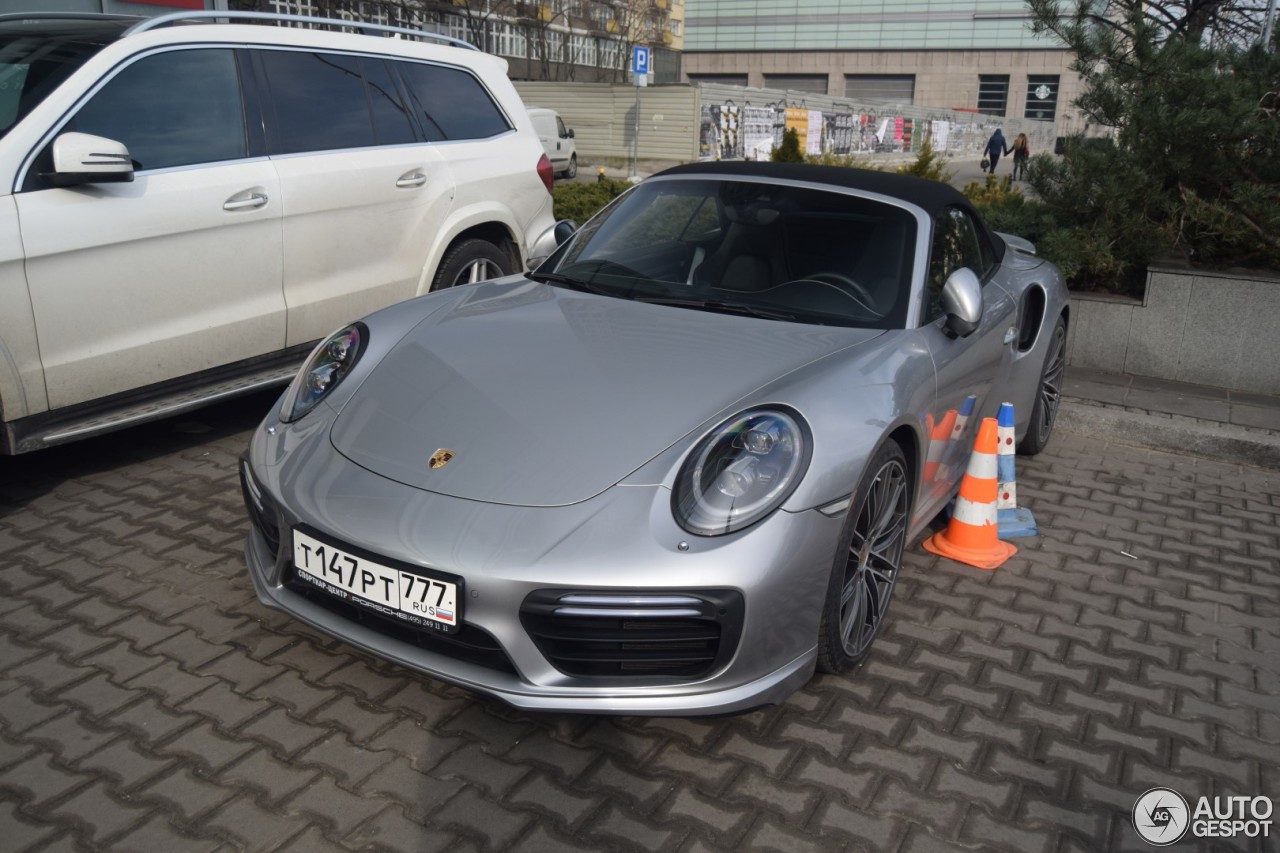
(223, 192, 268, 211)
(396, 172, 427, 188)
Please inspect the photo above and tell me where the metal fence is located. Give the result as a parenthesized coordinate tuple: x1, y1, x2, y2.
(513, 80, 1058, 164)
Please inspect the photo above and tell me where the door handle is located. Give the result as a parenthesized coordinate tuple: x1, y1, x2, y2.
(223, 192, 268, 211)
(1003, 326, 1018, 345)
(396, 173, 427, 188)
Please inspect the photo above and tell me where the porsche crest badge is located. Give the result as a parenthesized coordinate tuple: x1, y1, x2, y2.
(428, 448, 455, 470)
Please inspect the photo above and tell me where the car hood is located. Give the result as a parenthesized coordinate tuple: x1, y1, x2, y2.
(330, 280, 883, 506)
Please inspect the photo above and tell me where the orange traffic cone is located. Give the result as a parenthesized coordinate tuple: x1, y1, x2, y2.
(922, 416, 1018, 570)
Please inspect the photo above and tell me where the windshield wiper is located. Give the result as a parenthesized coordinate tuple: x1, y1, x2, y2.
(527, 270, 611, 295)
(634, 296, 796, 322)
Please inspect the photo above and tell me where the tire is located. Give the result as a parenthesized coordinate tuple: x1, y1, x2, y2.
(430, 239, 512, 291)
(1017, 315, 1066, 456)
(561, 154, 577, 179)
(816, 440, 911, 674)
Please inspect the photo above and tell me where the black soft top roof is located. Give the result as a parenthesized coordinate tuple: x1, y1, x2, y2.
(658, 160, 963, 215)
(656, 160, 1003, 259)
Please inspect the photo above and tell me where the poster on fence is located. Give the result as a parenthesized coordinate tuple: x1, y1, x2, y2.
(699, 103, 743, 160)
(826, 113, 856, 155)
(806, 110, 823, 155)
(931, 120, 950, 152)
(785, 107, 809, 154)
(742, 106, 776, 160)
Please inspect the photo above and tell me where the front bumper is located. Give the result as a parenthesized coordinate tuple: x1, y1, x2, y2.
(240, 416, 843, 715)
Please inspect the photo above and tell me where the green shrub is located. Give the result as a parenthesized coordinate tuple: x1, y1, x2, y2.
(895, 141, 954, 183)
(551, 178, 631, 223)
(771, 128, 804, 163)
(804, 151, 878, 169)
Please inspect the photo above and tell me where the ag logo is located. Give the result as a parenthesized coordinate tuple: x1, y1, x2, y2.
(1133, 787, 1190, 845)
(428, 448, 455, 470)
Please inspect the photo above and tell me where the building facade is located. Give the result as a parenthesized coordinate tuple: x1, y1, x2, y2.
(241, 1, 684, 82)
(681, 0, 1086, 138)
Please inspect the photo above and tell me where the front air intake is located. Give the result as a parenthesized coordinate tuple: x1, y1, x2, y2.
(519, 589, 744, 681)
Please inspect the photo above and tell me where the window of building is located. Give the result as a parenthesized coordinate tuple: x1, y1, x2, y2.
(70, 48, 246, 171)
(763, 74, 827, 94)
(1025, 75, 1060, 122)
(977, 75, 1009, 117)
(844, 75, 914, 105)
(398, 62, 510, 141)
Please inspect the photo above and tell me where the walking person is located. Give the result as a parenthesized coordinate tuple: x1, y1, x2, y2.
(1010, 132, 1030, 180)
(983, 128, 1008, 174)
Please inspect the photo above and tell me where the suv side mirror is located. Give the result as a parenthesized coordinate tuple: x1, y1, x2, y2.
(48, 132, 134, 187)
(567, 128, 575, 139)
(940, 267, 982, 337)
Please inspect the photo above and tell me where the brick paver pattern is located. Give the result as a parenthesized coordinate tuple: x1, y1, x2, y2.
(0, 405, 1276, 852)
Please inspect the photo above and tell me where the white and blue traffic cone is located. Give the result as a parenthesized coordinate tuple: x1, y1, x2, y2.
(996, 402, 1038, 538)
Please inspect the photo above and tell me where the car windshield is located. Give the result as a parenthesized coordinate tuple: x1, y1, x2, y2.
(537, 177, 918, 329)
(0, 21, 127, 140)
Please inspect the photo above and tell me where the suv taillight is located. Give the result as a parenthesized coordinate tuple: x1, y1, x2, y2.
(536, 154, 554, 194)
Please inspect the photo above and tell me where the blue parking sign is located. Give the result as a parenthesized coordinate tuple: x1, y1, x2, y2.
(632, 45, 650, 76)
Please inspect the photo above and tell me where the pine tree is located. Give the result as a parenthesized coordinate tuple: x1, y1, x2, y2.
(1024, 0, 1280, 285)
(771, 128, 804, 163)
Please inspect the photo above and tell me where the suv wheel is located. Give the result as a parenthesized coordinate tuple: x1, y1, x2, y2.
(563, 154, 577, 180)
(432, 239, 512, 290)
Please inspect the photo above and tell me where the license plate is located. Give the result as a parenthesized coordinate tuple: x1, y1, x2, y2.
(291, 529, 461, 634)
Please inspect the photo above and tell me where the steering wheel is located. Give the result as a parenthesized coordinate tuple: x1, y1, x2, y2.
(796, 272, 879, 314)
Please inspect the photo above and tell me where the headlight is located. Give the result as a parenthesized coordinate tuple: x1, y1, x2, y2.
(673, 408, 811, 536)
(279, 323, 366, 423)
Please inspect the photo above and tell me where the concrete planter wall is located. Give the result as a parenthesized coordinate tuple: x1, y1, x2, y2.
(1064, 265, 1280, 394)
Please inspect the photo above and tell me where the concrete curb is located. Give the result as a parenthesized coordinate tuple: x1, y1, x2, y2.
(1057, 398, 1280, 470)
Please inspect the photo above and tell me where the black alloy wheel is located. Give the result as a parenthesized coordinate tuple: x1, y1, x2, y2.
(817, 441, 910, 673)
(1018, 315, 1066, 455)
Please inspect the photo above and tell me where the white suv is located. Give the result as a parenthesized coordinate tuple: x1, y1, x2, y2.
(0, 10, 560, 454)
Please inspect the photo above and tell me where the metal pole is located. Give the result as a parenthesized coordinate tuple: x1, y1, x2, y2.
(632, 75, 640, 179)
(1264, 0, 1278, 52)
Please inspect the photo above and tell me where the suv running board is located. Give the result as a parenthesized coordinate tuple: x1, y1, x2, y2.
(5, 358, 305, 454)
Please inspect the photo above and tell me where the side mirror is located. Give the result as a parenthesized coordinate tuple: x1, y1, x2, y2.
(47, 132, 134, 187)
(527, 218, 579, 269)
(567, 128, 575, 139)
(940, 267, 982, 337)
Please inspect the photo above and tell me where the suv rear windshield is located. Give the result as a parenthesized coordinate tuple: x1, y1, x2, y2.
(0, 20, 128, 140)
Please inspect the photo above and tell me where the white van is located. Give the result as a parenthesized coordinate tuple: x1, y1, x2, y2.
(528, 107, 578, 179)
(0, 11, 563, 453)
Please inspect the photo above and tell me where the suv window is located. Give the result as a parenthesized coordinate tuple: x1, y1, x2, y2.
(360, 57, 415, 146)
(67, 48, 246, 171)
(397, 62, 510, 141)
(261, 50, 377, 154)
(926, 206, 988, 319)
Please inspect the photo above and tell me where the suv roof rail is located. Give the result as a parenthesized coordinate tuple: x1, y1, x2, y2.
(0, 12, 142, 23)
(122, 9, 479, 51)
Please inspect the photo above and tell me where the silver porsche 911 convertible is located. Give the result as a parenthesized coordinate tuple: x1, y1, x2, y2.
(240, 162, 1068, 715)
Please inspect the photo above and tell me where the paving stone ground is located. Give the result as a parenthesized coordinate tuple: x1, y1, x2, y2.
(1, 393, 1276, 852)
